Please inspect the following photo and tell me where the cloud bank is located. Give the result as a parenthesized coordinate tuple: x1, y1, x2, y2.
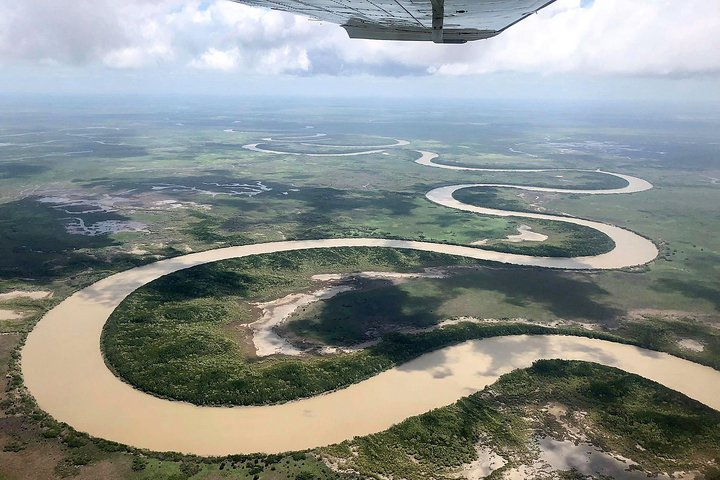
(0, 0, 718, 77)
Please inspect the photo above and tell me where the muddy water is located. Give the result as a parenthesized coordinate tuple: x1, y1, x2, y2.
(535, 437, 670, 480)
(426, 185, 657, 269)
(19, 239, 712, 456)
(23, 297, 720, 456)
(20, 145, 674, 456)
(243, 143, 386, 157)
(414, 150, 653, 194)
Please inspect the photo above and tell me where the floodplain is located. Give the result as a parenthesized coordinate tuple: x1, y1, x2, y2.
(2, 97, 720, 479)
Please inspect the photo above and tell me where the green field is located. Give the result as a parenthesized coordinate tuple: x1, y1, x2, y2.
(1, 97, 719, 479)
(102, 245, 720, 406)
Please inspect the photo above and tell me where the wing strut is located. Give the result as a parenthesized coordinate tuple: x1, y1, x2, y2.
(431, 0, 444, 43)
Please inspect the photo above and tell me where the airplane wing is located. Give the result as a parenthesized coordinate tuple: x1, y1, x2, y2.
(231, 0, 556, 43)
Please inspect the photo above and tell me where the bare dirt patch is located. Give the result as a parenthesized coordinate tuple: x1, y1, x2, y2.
(626, 309, 716, 322)
(0, 309, 24, 320)
(678, 338, 705, 352)
(0, 290, 52, 301)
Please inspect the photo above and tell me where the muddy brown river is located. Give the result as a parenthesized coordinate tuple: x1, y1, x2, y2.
(21, 147, 709, 457)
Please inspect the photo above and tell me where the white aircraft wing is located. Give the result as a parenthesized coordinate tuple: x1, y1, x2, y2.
(231, 0, 556, 43)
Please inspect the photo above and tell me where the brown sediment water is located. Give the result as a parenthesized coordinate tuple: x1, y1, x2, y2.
(21, 147, 678, 456)
(415, 150, 653, 194)
(242, 143, 386, 157)
(22, 294, 720, 456)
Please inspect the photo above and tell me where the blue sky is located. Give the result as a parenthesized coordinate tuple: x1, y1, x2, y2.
(0, 0, 718, 101)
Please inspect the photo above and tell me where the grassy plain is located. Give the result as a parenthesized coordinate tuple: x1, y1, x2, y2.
(0, 100, 646, 301)
(1, 97, 719, 478)
(103, 244, 720, 406)
(102, 248, 485, 405)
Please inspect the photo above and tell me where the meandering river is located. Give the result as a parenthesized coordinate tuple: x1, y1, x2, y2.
(21, 139, 711, 457)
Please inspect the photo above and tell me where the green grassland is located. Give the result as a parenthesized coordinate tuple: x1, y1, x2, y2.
(323, 360, 720, 479)
(0, 108, 638, 330)
(2, 99, 720, 479)
(453, 186, 545, 214)
(102, 244, 720, 406)
(287, 269, 720, 367)
(102, 248, 482, 405)
(0, 134, 623, 300)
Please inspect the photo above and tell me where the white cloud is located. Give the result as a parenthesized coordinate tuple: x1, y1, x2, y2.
(435, 0, 720, 76)
(188, 47, 240, 71)
(0, 0, 718, 77)
(103, 44, 174, 69)
(259, 46, 311, 74)
(317, 0, 720, 77)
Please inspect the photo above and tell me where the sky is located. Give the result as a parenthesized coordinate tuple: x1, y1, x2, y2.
(0, 0, 719, 101)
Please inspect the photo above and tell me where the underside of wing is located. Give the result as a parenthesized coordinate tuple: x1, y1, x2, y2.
(232, 0, 556, 43)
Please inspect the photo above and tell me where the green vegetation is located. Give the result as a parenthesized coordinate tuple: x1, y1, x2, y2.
(324, 360, 720, 479)
(103, 246, 639, 406)
(102, 294, 706, 409)
(103, 247, 486, 405)
(482, 218, 615, 257)
(172, 185, 610, 257)
(615, 316, 720, 370)
(285, 266, 623, 346)
(453, 187, 617, 257)
(0, 295, 51, 334)
(286, 261, 720, 331)
(3, 99, 720, 478)
(103, 246, 720, 407)
(0, 199, 142, 282)
(284, 280, 446, 346)
(453, 186, 540, 214)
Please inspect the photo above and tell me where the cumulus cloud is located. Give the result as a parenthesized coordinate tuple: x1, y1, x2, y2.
(0, 0, 718, 77)
(0, 0, 128, 65)
(182, 3, 316, 73)
(428, 0, 720, 76)
(188, 47, 240, 71)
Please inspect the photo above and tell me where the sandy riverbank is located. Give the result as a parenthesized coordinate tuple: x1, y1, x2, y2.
(250, 269, 450, 356)
(0, 290, 52, 301)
